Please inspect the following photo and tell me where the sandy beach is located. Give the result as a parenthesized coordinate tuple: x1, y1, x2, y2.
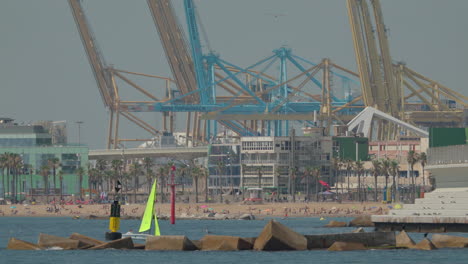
(0, 201, 389, 219)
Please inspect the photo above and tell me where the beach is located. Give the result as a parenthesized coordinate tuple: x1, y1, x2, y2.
(0, 201, 389, 218)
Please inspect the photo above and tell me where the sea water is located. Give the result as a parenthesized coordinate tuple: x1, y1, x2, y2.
(1, 217, 468, 264)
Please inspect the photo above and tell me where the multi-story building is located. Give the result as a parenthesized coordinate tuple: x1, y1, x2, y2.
(240, 130, 332, 194)
(0, 118, 88, 202)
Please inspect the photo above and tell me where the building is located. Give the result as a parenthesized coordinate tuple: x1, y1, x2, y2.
(0, 118, 88, 202)
(207, 138, 241, 193)
(205, 129, 333, 197)
(240, 130, 332, 194)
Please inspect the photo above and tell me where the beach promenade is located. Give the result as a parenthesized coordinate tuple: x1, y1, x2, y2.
(0, 202, 388, 218)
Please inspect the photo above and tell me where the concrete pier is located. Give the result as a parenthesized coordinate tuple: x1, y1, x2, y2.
(372, 188, 468, 232)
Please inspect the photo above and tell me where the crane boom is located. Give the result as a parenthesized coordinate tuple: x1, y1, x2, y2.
(184, 0, 208, 104)
(67, 0, 114, 108)
(147, 0, 199, 103)
(347, 0, 398, 115)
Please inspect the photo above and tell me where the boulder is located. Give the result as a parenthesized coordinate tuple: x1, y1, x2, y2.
(431, 234, 468, 248)
(7, 238, 43, 250)
(352, 227, 365, 233)
(201, 235, 252, 251)
(239, 214, 255, 220)
(325, 220, 347, 227)
(69, 233, 105, 248)
(254, 220, 307, 251)
(395, 230, 415, 248)
(413, 238, 437, 250)
(90, 237, 134, 250)
(192, 240, 202, 249)
(38, 233, 80, 250)
(348, 215, 374, 227)
(328, 241, 366, 251)
(306, 231, 395, 249)
(134, 243, 145, 250)
(145, 236, 197, 251)
(242, 237, 256, 246)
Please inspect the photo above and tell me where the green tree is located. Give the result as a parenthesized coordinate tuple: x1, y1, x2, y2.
(216, 160, 225, 203)
(390, 160, 400, 202)
(76, 166, 85, 200)
(304, 166, 312, 201)
(371, 159, 382, 202)
(158, 166, 166, 203)
(40, 165, 50, 203)
(419, 152, 427, 188)
(129, 162, 141, 203)
(355, 160, 364, 201)
(0, 154, 7, 200)
(191, 165, 200, 203)
(345, 160, 354, 195)
(407, 150, 419, 202)
(47, 157, 60, 194)
(57, 170, 64, 201)
(142, 157, 154, 194)
(312, 167, 321, 202)
(381, 158, 391, 197)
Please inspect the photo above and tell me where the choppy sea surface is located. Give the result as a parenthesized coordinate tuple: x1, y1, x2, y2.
(2, 216, 468, 264)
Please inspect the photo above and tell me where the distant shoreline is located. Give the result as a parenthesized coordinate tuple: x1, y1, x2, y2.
(0, 202, 389, 219)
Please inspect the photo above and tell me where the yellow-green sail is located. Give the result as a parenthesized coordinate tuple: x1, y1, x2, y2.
(138, 180, 160, 236)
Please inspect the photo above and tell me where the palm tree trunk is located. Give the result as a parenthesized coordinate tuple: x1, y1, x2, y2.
(374, 175, 378, 202)
(195, 176, 199, 203)
(358, 173, 361, 202)
(306, 174, 310, 201)
(315, 175, 319, 202)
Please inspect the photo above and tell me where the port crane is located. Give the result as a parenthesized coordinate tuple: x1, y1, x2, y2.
(68, 0, 467, 147)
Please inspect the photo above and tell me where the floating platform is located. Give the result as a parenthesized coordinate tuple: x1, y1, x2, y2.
(372, 188, 468, 233)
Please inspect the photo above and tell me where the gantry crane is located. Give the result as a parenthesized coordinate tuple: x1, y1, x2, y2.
(347, 0, 467, 140)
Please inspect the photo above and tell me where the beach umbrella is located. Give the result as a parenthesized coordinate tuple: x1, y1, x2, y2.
(200, 205, 208, 208)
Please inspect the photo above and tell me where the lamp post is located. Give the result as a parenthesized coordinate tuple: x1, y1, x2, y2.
(76, 121, 83, 145)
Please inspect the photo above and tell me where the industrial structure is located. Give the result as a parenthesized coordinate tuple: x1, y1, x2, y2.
(0, 118, 89, 201)
(68, 0, 468, 149)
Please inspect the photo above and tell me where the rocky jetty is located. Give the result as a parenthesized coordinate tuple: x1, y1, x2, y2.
(8, 225, 453, 252)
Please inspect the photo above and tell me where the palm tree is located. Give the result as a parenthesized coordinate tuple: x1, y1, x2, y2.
(111, 159, 124, 194)
(76, 166, 85, 200)
(304, 166, 312, 201)
(0, 153, 7, 200)
(419, 152, 427, 189)
(57, 170, 64, 201)
(345, 160, 354, 195)
(381, 158, 391, 200)
(142, 157, 154, 194)
(200, 165, 209, 203)
(312, 167, 321, 202)
(390, 160, 400, 202)
(129, 162, 141, 203)
(371, 159, 382, 202)
(87, 167, 100, 200)
(47, 157, 60, 195)
(191, 165, 200, 203)
(355, 160, 364, 201)
(290, 166, 297, 202)
(40, 165, 50, 203)
(407, 150, 419, 202)
(158, 166, 166, 203)
(216, 160, 225, 203)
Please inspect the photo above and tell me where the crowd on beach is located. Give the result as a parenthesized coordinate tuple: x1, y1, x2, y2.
(0, 199, 389, 218)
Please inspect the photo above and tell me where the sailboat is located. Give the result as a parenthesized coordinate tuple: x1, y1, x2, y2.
(122, 180, 161, 241)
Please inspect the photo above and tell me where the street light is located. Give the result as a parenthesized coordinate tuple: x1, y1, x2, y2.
(76, 121, 84, 145)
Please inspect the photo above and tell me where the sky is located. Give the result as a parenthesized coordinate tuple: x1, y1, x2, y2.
(1, 0, 467, 149)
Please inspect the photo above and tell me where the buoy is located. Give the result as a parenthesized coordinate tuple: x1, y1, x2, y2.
(320, 217, 325, 221)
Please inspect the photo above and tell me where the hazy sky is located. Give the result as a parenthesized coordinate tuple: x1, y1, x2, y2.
(1, 0, 467, 149)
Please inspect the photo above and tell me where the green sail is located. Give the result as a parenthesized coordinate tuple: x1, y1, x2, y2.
(138, 180, 160, 236)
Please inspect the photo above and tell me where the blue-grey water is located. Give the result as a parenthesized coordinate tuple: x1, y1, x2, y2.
(1, 217, 468, 264)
